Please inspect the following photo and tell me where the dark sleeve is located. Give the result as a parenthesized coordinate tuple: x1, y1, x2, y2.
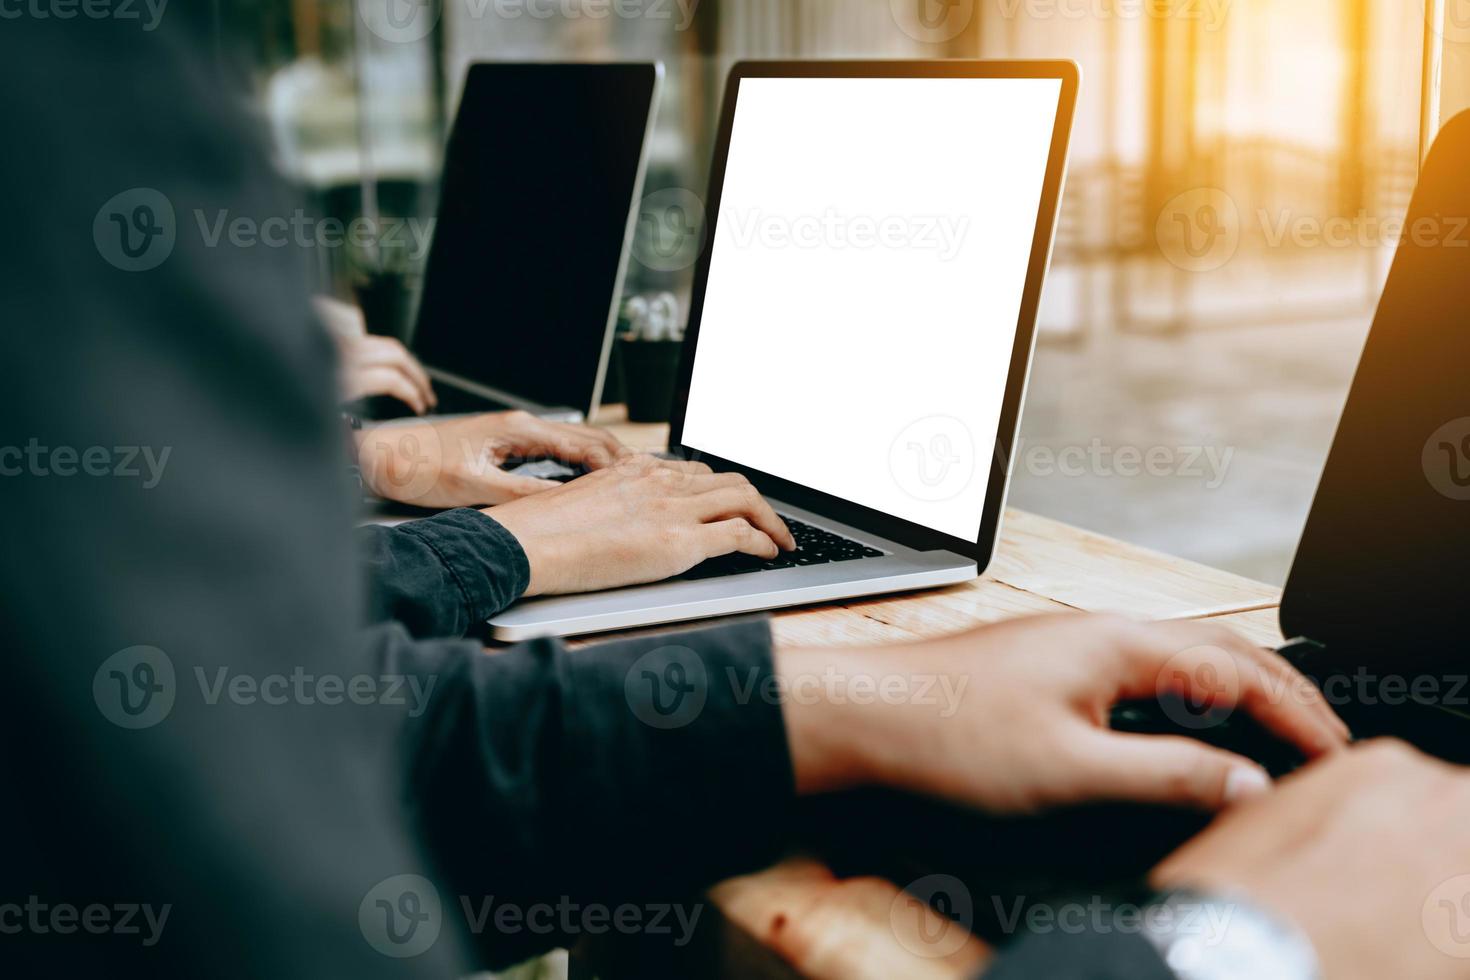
(0, 17, 473, 980)
(981, 929, 1175, 980)
(357, 509, 530, 637)
(362, 617, 796, 968)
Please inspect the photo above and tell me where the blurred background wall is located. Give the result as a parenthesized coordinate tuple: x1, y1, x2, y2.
(220, 0, 1468, 584)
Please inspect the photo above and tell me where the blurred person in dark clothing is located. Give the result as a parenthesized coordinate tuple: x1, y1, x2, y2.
(4, 10, 1468, 980)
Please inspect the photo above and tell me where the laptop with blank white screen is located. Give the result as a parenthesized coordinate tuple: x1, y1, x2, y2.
(489, 61, 1079, 641)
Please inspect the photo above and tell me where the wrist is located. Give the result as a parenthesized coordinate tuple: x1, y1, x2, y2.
(483, 507, 551, 597)
(775, 647, 892, 796)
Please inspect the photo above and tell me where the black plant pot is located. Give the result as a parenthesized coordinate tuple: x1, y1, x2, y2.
(620, 339, 683, 423)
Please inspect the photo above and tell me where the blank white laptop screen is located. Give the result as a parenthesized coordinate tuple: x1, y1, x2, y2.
(681, 76, 1063, 542)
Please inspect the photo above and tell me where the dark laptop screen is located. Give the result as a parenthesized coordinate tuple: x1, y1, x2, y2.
(1281, 110, 1470, 665)
(412, 63, 657, 412)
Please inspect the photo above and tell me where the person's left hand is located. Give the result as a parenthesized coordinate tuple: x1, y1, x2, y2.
(355, 411, 632, 509)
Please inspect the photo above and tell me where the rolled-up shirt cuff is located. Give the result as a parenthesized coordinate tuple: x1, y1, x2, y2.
(398, 509, 530, 624)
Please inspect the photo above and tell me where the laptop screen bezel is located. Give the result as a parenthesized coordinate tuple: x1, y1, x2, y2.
(666, 60, 1080, 565)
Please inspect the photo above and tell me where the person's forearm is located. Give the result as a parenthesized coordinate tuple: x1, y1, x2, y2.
(364, 618, 796, 968)
(356, 510, 529, 638)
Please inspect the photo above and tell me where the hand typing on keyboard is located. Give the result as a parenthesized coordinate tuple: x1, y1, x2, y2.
(780, 614, 1350, 814)
(680, 517, 884, 580)
(355, 410, 631, 509)
(488, 455, 798, 595)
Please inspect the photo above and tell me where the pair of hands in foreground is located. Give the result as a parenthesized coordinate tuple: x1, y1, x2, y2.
(760, 616, 1466, 980)
(354, 412, 797, 594)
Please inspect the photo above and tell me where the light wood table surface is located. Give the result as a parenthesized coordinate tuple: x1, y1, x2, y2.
(586, 410, 1289, 978)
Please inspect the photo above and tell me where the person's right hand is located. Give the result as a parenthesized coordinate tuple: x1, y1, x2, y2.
(1154, 740, 1470, 980)
(488, 455, 797, 596)
(777, 614, 1347, 815)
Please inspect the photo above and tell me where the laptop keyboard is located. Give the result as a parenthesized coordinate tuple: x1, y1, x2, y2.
(680, 517, 885, 581)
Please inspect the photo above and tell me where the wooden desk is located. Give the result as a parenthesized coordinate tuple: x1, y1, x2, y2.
(587, 412, 1288, 978)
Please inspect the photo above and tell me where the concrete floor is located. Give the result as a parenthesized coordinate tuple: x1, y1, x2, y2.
(1010, 254, 1382, 586)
